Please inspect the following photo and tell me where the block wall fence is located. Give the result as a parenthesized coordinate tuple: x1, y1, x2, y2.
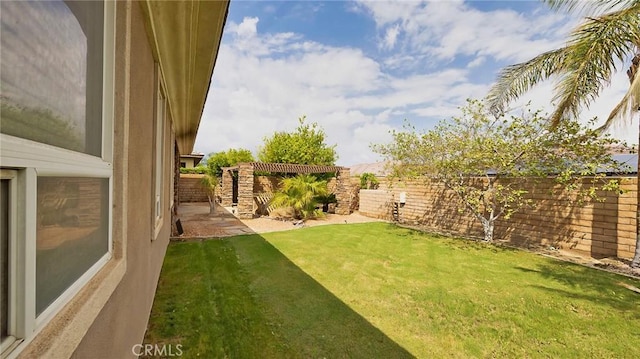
(359, 176, 638, 260)
(178, 174, 209, 202)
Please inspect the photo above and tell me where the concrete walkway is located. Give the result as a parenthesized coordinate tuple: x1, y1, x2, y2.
(174, 202, 387, 239)
(174, 202, 256, 239)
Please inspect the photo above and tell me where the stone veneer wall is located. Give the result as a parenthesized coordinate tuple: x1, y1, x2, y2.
(349, 177, 361, 212)
(359, 176, 638, 259)
(334, 168, 352, 215)
(221, 169, 233, 206)
(237, 163, 254, 218)
(178, 174, 208, 202)
(254, 176, 282, 193)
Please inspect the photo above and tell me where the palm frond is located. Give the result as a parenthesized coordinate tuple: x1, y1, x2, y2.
(549, 3, 640, 125)
(486, 48, 568, 115)
(269, 174, 328, 219)
(543, 0, 640, 15)
(600, 62, 640, 130)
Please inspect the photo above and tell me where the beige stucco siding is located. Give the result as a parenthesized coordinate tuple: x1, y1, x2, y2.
(11, 1, 226, 357)
(71, 2, 171, 357)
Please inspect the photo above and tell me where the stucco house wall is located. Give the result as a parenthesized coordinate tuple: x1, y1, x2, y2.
(2, 1, 228, 358)
(71, 3, 172, 356)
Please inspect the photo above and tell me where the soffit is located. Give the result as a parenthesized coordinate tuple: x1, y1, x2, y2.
(141, 0, 229, 154)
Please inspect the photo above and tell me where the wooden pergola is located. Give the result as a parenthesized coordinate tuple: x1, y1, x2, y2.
(220, 162, 352, 219)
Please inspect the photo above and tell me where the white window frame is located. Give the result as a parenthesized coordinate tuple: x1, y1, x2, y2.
(152, 64, 166, 240)
(1, 170, 20, 357)
(170, 130, 176, 209)
(0, 1, 115, 357)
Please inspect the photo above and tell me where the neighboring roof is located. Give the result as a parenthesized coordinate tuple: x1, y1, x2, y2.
(349, 162, 391, 177)
(141, 1, 229, 155)
(180, 153, 205, 159)
(610, 154, 638, 174)
(180, 153, 205, 166)
(226, 162, 347, 174)
(606, 144, 637, 154)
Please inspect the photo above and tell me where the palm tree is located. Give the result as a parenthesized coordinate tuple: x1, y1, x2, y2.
(270, 174, 328, 220)
(486, 0, 640, 267)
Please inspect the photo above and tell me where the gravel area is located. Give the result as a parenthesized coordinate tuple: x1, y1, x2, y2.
(239, 212, 387, 234)
(174, 203, 387, 238)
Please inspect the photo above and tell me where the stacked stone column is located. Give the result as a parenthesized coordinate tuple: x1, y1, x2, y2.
(334, 167, 352, 215)
(237, 163, 254, 219)
(221, 168, 233, 206)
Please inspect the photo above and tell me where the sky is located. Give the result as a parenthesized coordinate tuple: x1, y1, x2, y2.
(195, 0, 639, 166)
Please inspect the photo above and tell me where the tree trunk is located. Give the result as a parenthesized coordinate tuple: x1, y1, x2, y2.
(632, 218, 640, 267)
(480, 217, 494, 242)
(208, 195, 215, 215)
(626, 53, 639, 267)
(632, 117, 640, 267)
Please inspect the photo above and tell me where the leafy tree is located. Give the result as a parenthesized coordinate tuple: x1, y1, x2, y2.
(373, 100, 625, 242)
(258, 116, 337, 165)
(359, 173, 380, 189)
(269, 174, 329, 220)
(206, 148, 255, 176)
(486, 0, 640, 265)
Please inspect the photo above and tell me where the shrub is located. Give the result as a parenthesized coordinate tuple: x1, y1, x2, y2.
(180, 166, 208, 174)
(359, 173, 379, 189)
(270, 174, 328, 220)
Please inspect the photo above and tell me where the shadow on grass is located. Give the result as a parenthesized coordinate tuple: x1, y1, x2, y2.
(514, 263, 640, 313)
(229, 234, 414, 358)
(529, 285, 640, 317)
(144, 232, 414, 359)
(396, 223, 520, 255)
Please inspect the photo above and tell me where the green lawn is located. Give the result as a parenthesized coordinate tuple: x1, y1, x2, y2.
(144, 223, 640, 358)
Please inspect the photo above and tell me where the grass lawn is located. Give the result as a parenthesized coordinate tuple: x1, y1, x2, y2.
(144, 222, 640, 358)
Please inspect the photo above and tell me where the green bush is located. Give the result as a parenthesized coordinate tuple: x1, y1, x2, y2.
(270, 174, 328, 220)
(315, 193, 337, 204)
(359, 173, 379, 189)
(180, 166, 208, 174)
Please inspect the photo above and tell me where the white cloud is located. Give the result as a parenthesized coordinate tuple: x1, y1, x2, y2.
(198, 15, 491, 165)
(357, 0, 574, 67)
(382, 24, 400, 50)
(467, 56, 485, 69)
(195, 3, 638, 168)
(231, 16, 258, 38)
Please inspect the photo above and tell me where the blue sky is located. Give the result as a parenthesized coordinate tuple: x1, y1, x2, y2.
(195, 0, 638, 166)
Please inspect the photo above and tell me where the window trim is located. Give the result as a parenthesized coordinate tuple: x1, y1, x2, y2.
(0, 1, 116, 357)
(1, 170, 19, 356)
(152, 64, 167, 240)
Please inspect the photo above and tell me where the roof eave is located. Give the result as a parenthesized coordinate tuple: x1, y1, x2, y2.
(140, 0, 229, 154)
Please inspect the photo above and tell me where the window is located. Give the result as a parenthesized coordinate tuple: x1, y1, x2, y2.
(153, 65, 166, 239)
(35, 177, 110, 316)
(0, 0, 114, 356)
(0, 0, 104, 157)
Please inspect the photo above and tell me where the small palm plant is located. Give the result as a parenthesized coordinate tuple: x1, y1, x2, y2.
(270, 174, 328, 220)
